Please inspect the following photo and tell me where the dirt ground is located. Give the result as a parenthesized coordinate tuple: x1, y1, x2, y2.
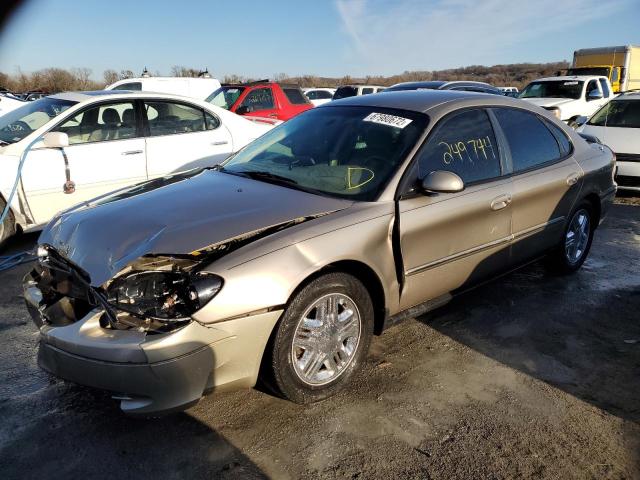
(0, 197, 638, 480)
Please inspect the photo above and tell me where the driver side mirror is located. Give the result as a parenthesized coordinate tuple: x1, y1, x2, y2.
(587, 90, 603, 101)
(42, 131, 69, 149)
(40, 132, 75, 194)
(235, 105, 253, 115)
(421, 170, 465, 194)
(575, 115, 588, 127)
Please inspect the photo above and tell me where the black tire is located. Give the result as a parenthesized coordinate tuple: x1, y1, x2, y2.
(0, 198, 16, 249)
(545, 201, 594, 274)
(264, 272, 374, 404)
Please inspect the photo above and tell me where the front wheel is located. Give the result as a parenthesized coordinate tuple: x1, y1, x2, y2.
(264, 272, 374, 404)
(545, 202, 594, 274)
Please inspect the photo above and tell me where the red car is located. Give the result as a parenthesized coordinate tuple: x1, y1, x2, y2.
(206, 80, 313, 121)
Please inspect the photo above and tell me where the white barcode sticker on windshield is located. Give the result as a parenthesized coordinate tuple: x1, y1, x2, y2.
(564, 81, 579, 85)
(363, 112, 413, 129)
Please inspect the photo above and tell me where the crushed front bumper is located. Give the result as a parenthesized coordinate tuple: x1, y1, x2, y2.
(25, 276, 282, 416)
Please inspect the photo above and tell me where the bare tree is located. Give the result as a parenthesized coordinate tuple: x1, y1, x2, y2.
(103, 69, 119, 85)
(119, 69, 135, 80)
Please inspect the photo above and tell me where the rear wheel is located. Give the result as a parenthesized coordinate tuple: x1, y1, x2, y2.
(545, 201, 594, 274)
(264, 272, 374, 404)
(0, 198, 16, 248)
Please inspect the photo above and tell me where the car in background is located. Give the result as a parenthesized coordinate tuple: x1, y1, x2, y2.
(206, 80, 312, 121)
(577, 91, 640, 192)
(105, 77, 222, 100)
(20, 90, 49, 101)
(0, 93, 27, 116)
(499, 86, 519, 97)
(332, 85, 385, 100)
(23, 90, 615, 415)
(303, 88, 336, 106)
(0, 90, 275, 244)
(385, 80, 503, 95)
(519, 75, 613, 126)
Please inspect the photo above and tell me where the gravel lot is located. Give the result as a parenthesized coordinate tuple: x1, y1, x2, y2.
(0, 197, 638, 480)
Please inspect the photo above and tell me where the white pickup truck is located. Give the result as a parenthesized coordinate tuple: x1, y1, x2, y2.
(519, 75, 613, 126)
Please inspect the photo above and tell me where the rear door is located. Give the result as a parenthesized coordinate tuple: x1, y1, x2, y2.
(491, 107, 581, 265)
(143, 100, 233, 179)
(21, 100, 147, 224)
(398, 108, 512, 310)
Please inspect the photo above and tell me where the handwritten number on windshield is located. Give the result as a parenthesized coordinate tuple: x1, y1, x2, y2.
(440, 136, 495, 165)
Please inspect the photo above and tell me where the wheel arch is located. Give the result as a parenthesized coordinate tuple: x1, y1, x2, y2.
(288, 260, 388, 336)
(582, 192, 602, 225)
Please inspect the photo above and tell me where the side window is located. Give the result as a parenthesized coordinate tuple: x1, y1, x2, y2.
(417, 109, 501, 184)
(493, 108, 561, 172)
(611, 68, 620, 83)
(112, 82, 142, 91)
(586, 80, 600, 99)
(58, 101, 137, 144)
(376, 87, 385, 93)
(545, 121, 572, 156)
(599, 79, 611, 98)
(305, 91, 319, 100)
(239, 88, 275, 111)
(361, 87, 374, 95)
(205, 111, 220, 130)
(283, 88, 309, 105)
(145, 101, 206, 136)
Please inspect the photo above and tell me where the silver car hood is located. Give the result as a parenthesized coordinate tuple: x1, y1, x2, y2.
(39, 169, 352, 286)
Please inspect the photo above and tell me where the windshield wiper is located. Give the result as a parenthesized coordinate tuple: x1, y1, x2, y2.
(0, 140, 10, 146)
(237, 170, 299, 185)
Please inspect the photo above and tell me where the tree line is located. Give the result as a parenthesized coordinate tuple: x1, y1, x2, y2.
(0, 62, 569, 94)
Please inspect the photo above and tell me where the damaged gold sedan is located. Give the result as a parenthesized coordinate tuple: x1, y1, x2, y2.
(24, 91, 616, 415)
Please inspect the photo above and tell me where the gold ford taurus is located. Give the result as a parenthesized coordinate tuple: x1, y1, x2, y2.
(24, 91, 616, 415)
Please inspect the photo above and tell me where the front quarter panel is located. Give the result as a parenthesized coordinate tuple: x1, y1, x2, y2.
(192, 203, 397, 324)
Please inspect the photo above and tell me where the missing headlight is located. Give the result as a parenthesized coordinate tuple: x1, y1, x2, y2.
(105, 270, 222, 333)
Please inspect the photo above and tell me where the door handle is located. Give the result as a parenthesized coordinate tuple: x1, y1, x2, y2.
(121, 150, 143, 156)
(211, 141, 229, 146)
(268, 113, 278, 118)
(566, 172, 580, 186)
(490, 194, 512, 211)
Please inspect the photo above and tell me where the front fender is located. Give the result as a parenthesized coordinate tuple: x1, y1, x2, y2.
(193, 213, 398, 324)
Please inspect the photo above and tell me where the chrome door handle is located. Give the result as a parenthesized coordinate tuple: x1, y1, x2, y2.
(122, 150, 143, 155)
(491, 194, 512, 211)
(566, 172, 580, 186)
(211, 141, 229, 146)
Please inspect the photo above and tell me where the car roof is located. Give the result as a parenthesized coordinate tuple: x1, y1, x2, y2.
(617, 90, 640, 100)
(533, 75, 606, 82)
(48, 90, 207, 103)
(321, 89, 525, 113)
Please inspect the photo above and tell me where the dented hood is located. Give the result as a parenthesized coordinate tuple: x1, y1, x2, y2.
(38, 169, 352, 286)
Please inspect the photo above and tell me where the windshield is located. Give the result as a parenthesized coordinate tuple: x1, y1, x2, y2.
(0, 97, 76, 144)
(588, 99, 640, 128)
(221, 106, 428, 201)
(205, 86, 246, 110)
(333, 86, 358, 100)
(519, 81, 584, 100)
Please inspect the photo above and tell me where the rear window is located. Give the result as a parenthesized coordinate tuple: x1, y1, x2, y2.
(588, 99, 640, 128)
(112, 82, 142, 91)
(283, 87, 309, 105)
(493, 108, 561, 172)
(333, 86, 358, 100)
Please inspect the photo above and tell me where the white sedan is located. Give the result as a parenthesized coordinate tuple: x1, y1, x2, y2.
(303, 88, 336, 106)
(0, 91, 275, 243)
(577, 91, 640, 192)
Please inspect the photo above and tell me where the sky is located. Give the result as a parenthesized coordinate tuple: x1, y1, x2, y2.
(0, 0, 638, 80)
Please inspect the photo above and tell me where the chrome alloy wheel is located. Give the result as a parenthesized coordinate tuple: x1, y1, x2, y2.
(291, 293, 362, 386)
(565, 208, 590, 264)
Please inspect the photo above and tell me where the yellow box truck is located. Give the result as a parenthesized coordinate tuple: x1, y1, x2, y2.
(567, 45, 640, 93)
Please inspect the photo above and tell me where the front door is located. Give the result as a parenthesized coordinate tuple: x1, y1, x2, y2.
(398, 108, 512, 310)
(143, 100, 233, 179)
(21, 100, 147, 224)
